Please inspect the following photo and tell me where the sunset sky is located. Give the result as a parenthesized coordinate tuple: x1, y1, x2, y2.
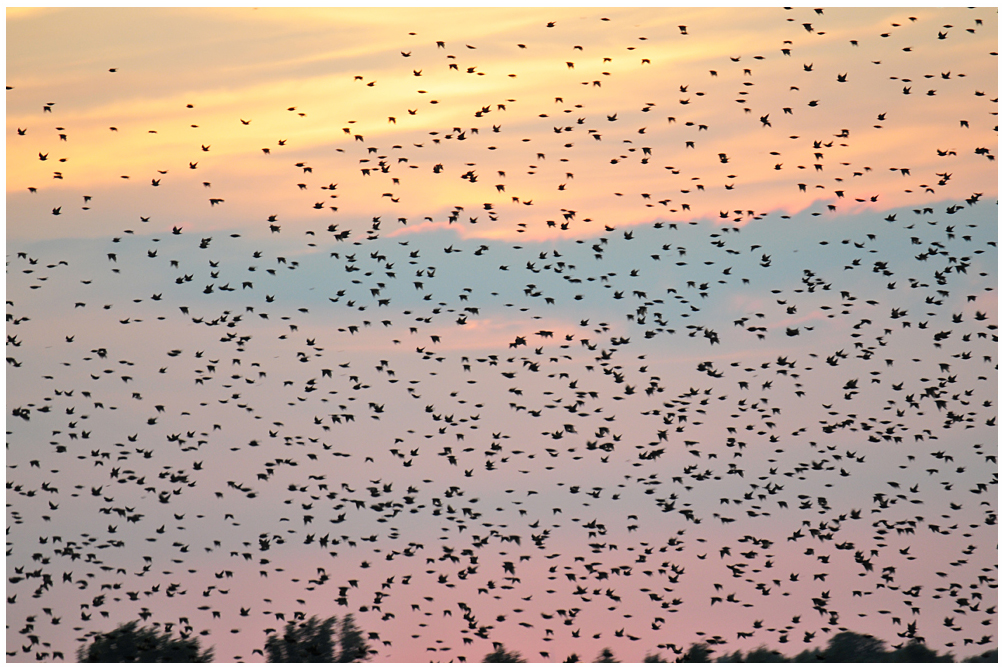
(6, 6, 998, 664)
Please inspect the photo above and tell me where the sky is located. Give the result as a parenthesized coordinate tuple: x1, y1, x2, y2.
(5, 6, 999, 665)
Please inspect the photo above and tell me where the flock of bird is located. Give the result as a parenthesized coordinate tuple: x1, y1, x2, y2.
(6, 8, 997, 663)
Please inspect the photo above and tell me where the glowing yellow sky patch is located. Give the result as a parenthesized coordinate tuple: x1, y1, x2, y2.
(8, 6, 996, 245)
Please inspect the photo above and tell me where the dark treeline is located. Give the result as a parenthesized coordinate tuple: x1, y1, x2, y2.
(77, 621, 997, 663)
(77, 614, 373, 663)
(688, 631, 997, 664)
(483, 633, 997, 663)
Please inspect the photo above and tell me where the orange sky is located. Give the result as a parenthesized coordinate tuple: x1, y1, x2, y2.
(7, 7, 997, 243)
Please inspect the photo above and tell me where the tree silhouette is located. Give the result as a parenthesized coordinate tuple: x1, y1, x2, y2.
(888, 638, 954, 663)
(821, 631, 886, 663)
(963, 649, 998, 663)
(483, 643, 526, 662)
(77, 621, 213, 663)
(643, 651, 668, 662)
(264, 614, 371, 663)
(265, 615, 335, 662)
(715, 650, 745, 663)
(595, 647, 620, 662)
(335, 614, 372, 663)
(791, 648, 821, 662)
(741, 645, 789, 662)
(679, 642, 712, 662)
